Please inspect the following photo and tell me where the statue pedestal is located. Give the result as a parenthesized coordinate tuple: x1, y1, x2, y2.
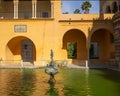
(45, 49, 59, 83)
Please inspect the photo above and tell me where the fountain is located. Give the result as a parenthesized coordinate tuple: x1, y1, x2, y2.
(45, 49, 59, 84)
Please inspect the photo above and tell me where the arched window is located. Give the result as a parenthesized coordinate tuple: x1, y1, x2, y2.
(106, 5, 111, 13)
(112, 2, 118, 13)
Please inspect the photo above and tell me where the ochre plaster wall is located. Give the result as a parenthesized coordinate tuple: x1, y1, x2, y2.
(0, 0, 115, 66)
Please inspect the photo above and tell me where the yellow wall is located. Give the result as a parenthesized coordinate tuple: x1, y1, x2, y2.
(0, 0, 115, 66)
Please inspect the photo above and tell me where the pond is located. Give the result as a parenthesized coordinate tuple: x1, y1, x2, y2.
(0, 68, 120, 96)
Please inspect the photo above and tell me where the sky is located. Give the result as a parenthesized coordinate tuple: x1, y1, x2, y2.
(62, 0, 100, 14)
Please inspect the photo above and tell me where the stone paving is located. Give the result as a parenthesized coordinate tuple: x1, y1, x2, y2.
(0, 63, 120, 72)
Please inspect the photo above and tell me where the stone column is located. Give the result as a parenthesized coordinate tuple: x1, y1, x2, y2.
(14, 0, 19, 19)
(32, 0, 37, 19)
(86, 39, 90, 68)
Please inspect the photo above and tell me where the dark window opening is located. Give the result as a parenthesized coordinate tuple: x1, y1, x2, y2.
(112, 2, 118, 13)
(24, 44, 28, 49)
(42, 12, 49, 18)
(106, 6, 111, 13)
(89, 43, 99, 59)
(110, 34, 114, 43)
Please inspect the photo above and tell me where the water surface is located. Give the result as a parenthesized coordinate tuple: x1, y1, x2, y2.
(0, 68, 120, 96)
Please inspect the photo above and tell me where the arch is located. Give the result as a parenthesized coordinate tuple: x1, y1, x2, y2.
(62, 29, 87, 62)
(6, 36, 36, 65)
(90, 28, 114, 42)
(89, 28, 115, 64)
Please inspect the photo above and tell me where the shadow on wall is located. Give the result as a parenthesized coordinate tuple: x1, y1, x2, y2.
(88, 12, 116, 65)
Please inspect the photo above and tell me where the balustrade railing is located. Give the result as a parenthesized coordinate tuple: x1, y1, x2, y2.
(0, 12, 13, 19)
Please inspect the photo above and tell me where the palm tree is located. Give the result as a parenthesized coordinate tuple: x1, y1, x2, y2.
(74, 9, 81, 14)
(81, 0, 92, 14)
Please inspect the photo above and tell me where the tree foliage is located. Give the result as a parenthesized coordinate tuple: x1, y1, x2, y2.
(63, 12, 69, 14)
(74, 9, 81, 14)
(81, 0, 92, 14)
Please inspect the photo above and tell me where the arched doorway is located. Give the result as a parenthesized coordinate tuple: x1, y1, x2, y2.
(90, 29, 115, 64)
(6, 36, 36, 65)
(63, 29, 87, 64)
(21, 40, 34, 63)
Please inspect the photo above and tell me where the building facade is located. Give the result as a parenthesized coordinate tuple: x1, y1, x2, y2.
(0, 0, 120, 67)
(113, 12, 120, 68)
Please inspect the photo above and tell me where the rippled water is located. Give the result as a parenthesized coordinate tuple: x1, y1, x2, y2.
(0, 68, 120, 96)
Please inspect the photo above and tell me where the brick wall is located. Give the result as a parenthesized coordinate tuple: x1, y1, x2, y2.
(113, 12, 120, 67)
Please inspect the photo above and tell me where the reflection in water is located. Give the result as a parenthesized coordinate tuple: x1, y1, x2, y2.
(0, 68, 120, 96)
(6, 69, 21, 96)
(45, 83, 59, 96)
(89, 69, 120, 96)
(85, 69, 91, 96)
(0, 69, 35, 96)
(62, 68, 92, 96)
(17, 69, 35, 96)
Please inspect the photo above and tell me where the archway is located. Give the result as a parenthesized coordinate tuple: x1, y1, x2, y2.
(6, 36, 36, 65)
(90, 29, 115, 64)
(63, 29, 87, 64)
